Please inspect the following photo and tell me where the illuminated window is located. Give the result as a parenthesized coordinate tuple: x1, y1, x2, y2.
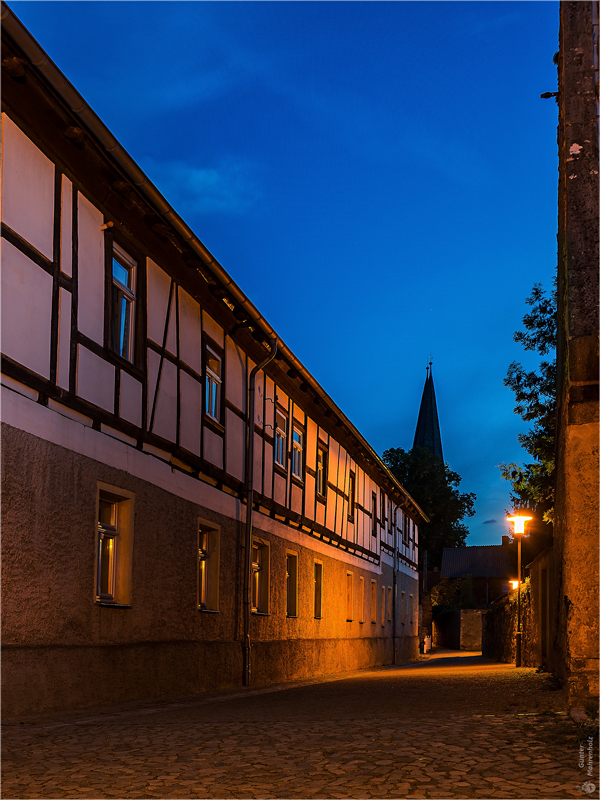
(286, 552, 298, 617)
(346, 572, 354, 621)
(198, 524, 220, 611)
(316, 445, 327, 497)
(96, 485, 134, 606)
(348, 471, 356, 521)
(314, 561, 323, 619)
(359, 576, 364, 623)
(251, 539, 270, 613)
(275, 410, 287, 468)
(205, 346, 222, 420)
(110, 243, 136, 361)
(371, 580, 377, 623)
(292, 425, 303, 479)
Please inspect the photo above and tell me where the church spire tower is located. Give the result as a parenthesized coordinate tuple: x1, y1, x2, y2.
(412, 359, 443, 461)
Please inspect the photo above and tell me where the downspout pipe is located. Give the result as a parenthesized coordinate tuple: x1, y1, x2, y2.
(243, 336, 278, 687)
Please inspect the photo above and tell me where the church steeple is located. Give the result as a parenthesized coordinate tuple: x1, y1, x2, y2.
(412, 360, 443, 461)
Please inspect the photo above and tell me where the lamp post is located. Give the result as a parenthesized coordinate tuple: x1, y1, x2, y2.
(507, 515, 532, 667)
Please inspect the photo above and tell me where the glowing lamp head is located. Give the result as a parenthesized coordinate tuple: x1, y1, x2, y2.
(509, 580, 519, 591)
(507, 515, 533, 534)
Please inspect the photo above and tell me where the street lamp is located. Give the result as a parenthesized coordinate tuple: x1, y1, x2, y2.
(507, 514, 532, 667)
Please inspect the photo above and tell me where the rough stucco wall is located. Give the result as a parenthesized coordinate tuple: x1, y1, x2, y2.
(2, 424, 418, 717)
(554, 0, 600, 708)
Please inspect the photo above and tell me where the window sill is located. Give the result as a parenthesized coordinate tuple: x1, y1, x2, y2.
(291, 475, 304, 488)
(198, 608, 220, 613)
(274, 463, 287, 478)
(204, 415, 225, 435)
(286, 615, 299, 619)
(96, 601, 131, 609)
(251, 611, 270, 616)
(316, 494, 326, 504)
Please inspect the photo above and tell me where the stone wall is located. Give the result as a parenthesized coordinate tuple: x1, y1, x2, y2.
(482, 582, 538, 666)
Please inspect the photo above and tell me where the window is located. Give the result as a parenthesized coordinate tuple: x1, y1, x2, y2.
(251, 539, 270, 613)
(205, 346, 222, 420)
(316, 445, 327, 497)
(401, 591, 406, 624)
(409, 593, 414, 624)
(380, 491, 386, 529)
(292, 425, 303, 479)
(348, 471, 356, 521)
(275, 410, 287, 468)
(371, 492, 377, 537)
(110, 243, 136, 361)
(198, 524, 220, 611)
(371, 580, 377, 623)
(387, 587, 393, 622)
(402, 513, 409, 546)
(314, 561, 323, 619)
(381, 585, 386, 626)
(96, 485, 134, 605)
(346, 572, 354, 621)
(286, 552, 298, 617)
(359, 576, 365, 623)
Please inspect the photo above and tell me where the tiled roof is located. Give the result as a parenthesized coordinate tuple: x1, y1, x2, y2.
(441, 545, 511, 578)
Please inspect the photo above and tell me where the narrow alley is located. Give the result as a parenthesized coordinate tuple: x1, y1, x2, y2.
(2, 652, 591, 800)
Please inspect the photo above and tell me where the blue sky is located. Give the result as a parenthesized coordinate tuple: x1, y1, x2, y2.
(11, 1, 560, 545)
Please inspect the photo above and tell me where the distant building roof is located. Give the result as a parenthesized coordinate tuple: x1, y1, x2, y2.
(441, 545, 511, 579)
(413, 364, 443, 461)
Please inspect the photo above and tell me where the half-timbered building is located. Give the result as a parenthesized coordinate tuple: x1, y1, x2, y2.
(1, 5, 426, 716)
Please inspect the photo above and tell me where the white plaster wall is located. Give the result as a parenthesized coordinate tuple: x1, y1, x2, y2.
(147, 259, 176, 353)
(149, 353, 177, 442)
(76, 345, 115, 412)
(226, 409, 245, 482)
(57, 288, 71, 390)
(120, 370, 142, 428)
(1, 114, 55, 260)
(1, 240, 53, 379)
(202, 311, 224, 348)
(179, 370, 202, 455)
(178, 287, 201, 373)
(225, 338, 245, 412)
(77, 193, 104, 345)
(204, 427, 223, 469)
(60, 176, 73, 277)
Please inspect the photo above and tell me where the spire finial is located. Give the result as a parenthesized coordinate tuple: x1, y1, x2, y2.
(427, 353, 433, 374)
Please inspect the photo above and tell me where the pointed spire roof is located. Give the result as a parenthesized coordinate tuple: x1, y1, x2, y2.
(412, 362, 443, 461)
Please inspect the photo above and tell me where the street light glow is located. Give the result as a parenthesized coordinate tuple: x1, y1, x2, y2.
(507, 515, 533, 534)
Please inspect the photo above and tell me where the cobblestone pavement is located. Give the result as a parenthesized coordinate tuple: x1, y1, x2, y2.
(2, 653, 596, 800)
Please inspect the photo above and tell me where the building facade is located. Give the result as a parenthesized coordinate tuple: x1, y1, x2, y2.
(1, 6, 426, 717)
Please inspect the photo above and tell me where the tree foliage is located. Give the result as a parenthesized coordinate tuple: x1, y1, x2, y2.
(382, 446, 475, 570)
(499, 280, 556, 525)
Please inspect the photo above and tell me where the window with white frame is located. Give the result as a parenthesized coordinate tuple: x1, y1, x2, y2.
(286, 552, 298, 617)
(316, 445, 327, 497)
(110, 243, 136, 361)
(205, 346, 222, 420)
(346, 572, 354, 621)
(251, 539, 270, 613)
(96, 485, 134, 605)
(348, 471, 356, 521)
(292, 424, 303, 479)
(275, 410, 287, 467)
(198, 524, 220, 611)
(314, 561, 323, 619)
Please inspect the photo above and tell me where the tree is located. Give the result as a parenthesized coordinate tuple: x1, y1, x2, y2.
(382, 446, 476, 570)
(498, 280, 556, 528)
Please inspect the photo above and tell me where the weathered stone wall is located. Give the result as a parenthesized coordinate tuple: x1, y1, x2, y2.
(554, 0, 599, 708)
(459, 610, 484, 651)
(1, 424, 418, 718)
(482, 583, 539, 667)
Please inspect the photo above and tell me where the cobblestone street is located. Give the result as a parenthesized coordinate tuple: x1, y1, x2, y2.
(2, 653, 592, 799)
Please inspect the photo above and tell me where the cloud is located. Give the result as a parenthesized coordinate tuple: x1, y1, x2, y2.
(483, 519, 498, 525)
(140, 157, 261, 216)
